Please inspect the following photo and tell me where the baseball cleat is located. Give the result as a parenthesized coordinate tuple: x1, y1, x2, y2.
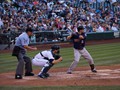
(44, 73, 50, 77)
(38, 74, 47, 79)
(15, 74, 22, 79)
(67, 72, 72, 74)
(25, 72, 34, 76)
(91, 69, 97, 73)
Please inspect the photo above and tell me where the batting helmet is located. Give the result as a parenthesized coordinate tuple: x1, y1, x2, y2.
(77, 26, 84, 32)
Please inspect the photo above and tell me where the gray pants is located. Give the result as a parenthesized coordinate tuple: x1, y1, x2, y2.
(67, 48, 94, 72)
(16, 51, 32, 75)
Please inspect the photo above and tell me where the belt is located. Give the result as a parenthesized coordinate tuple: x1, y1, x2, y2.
(77, 48, 83, 50)
(74, 48, 83, 50)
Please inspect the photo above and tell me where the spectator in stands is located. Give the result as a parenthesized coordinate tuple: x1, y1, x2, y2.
(52, 38, 59, 42)
(96, 24, 104, 32)
(105, 23, 111, 31)
(0, 18, 3, 29)
(111, 23, 119, 31)
(0, 0, 119, 35)
(42, 37, 48, 43)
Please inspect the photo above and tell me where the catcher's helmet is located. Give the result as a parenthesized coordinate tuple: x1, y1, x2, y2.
(51, 45, 60, 50)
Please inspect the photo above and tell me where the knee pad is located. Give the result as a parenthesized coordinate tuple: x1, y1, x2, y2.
(41, 62, 54, 74)
(44, 61, 53, 68)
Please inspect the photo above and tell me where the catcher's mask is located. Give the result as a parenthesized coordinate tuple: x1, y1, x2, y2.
(51, 45, 60, 54)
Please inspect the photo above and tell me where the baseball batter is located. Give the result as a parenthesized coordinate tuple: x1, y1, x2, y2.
(67, 26, 97, 74)
(32, 45, 63, 79)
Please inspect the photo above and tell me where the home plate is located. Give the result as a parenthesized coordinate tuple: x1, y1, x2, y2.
(97, 69, 112, 72)
(23, 76, 38, 80)
(97, 73, 110, 76)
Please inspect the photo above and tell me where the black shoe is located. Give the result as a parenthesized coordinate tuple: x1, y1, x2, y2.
(67, 72, 72, 74)
(92, 69, 97, 73)
(44, 73, 50, 77)
(15, 74, 22, 79)
(90, 64, 97, 73)
(38, 74, 47, 79)
(25, 72, 34, 76)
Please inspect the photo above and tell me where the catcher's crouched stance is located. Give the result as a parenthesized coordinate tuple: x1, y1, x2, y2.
(32, 45, 62, 79)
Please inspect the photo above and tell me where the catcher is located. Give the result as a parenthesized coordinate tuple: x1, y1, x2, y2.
(32, 45, 62, 79)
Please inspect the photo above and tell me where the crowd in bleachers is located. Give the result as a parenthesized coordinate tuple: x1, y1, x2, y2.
(0, 0, 120, 34)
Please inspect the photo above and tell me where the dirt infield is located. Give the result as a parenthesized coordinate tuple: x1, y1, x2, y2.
(0, 65, 120, 86)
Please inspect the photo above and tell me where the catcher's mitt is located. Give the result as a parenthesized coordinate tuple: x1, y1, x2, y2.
(53, 54, 61, 60)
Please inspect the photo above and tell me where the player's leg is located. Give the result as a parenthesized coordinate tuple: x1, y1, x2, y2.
(32, 58, 51, 78)
(32, 58, 48, 67)
(38, 61, 54, 79)
(67, 48, 81, 74)
(24, 56, 34, 76)
(80, 48, 97, 72)
(15, 53, 24, 79)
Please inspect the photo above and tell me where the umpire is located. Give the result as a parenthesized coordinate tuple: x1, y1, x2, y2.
(12, 28, 37, 79)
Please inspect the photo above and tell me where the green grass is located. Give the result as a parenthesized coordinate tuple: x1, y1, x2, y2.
(0, 86, 120, 90)
(0, 42, 120, 89)
(0, 43, 120, 73)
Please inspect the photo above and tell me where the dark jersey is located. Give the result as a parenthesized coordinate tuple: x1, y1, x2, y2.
(71, 32, 86, 50)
